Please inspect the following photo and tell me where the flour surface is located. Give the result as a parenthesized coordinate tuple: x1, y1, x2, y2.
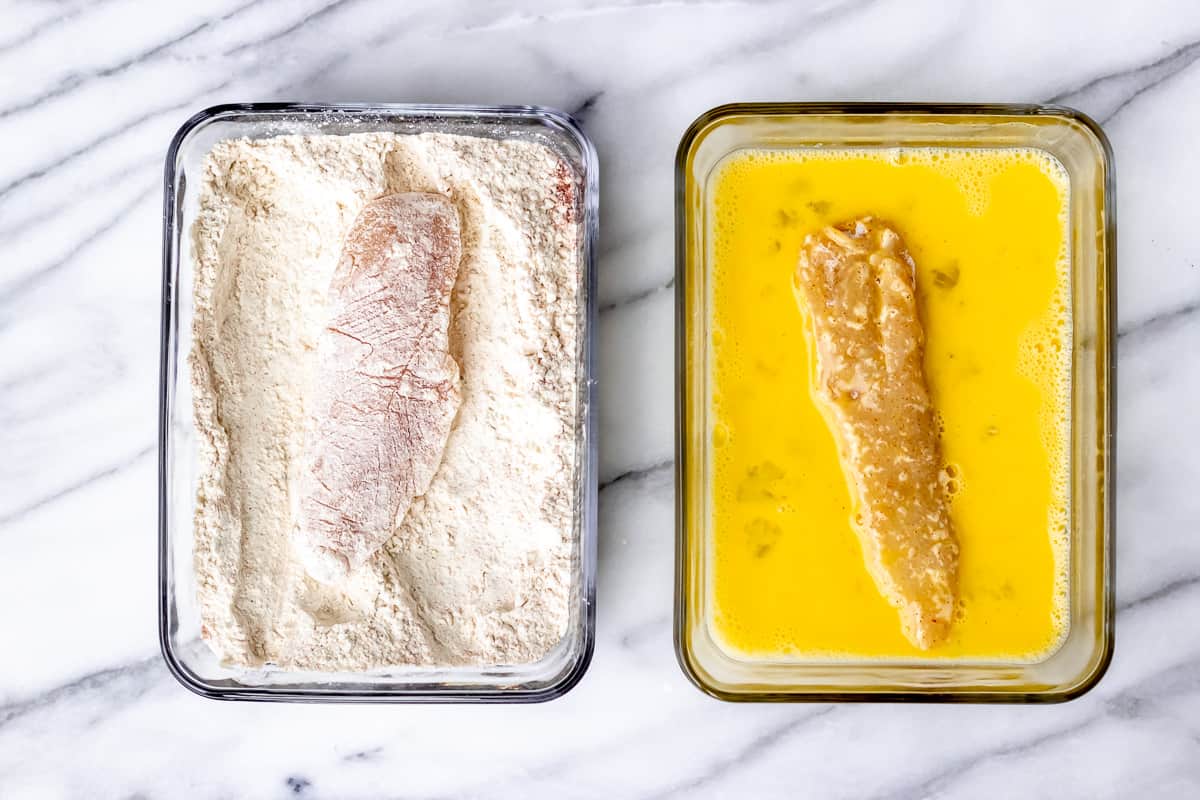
(190, 132, 580, 670)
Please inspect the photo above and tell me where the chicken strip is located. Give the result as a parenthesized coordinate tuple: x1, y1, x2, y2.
(794, 217, 958, 649)
(295, 193, 462, 583)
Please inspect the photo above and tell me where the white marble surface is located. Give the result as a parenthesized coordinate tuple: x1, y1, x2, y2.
(2, 0, 1199, 796)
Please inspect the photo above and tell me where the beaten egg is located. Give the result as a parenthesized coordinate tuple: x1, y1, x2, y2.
(707, 147, 1070, 661)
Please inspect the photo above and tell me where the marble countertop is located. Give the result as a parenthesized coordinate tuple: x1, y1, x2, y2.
(3, 0, 1199, 797)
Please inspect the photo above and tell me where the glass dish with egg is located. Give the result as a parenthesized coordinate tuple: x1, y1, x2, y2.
(675, 104, 1114, 701)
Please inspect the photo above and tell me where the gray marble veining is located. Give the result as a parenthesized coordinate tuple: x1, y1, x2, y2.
(2, 0, 1200, 797)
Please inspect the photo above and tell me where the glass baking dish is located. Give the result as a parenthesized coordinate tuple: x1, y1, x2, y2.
(675, 103, 1114, 702)
(159, 104, 598, 702)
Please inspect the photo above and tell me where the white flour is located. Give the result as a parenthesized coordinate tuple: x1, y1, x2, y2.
(190, 132, 580, 670)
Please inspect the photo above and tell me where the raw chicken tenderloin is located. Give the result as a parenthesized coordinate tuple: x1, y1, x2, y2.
(794, 218, 959, 649)
(295, 193, 463, 583)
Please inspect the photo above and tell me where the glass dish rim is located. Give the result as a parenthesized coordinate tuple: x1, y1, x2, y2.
(158, 102, 599, 703)
(672, 102, 1116, 703)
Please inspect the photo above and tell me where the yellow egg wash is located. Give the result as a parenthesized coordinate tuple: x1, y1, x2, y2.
(706, 147, 1070, 661)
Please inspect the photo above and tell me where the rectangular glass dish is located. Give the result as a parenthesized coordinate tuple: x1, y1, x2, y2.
(159, 103, 598, 702)
(675, 103, 1114, 702)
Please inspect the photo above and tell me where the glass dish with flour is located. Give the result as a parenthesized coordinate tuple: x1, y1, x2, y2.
(159, 105, 597, 702)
